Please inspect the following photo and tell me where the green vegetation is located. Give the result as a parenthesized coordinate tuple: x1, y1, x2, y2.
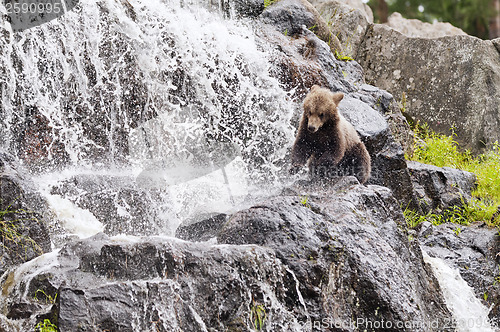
(494, 267, 500, 286)
(405, 124, 500, 228)
(366, 0, 495, 39)
(34, 289, 58, 304)
(264, 0, 278, 8)
(250, 300, 266, 330)
(35, 319, 57, 332)
(335, 50, 354, 62)
(0, 203, 42, 256)
(300, 195, 311, 209)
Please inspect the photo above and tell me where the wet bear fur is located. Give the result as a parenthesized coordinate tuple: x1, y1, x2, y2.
(290, 85, 371, 183)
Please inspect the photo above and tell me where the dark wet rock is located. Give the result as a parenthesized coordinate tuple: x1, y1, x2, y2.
(419, 222, 500, 323)
(227, 0, 265, 18)
(336, 96, 419, 210)
(407, 161, 477, 213)
(340, 96, 418, 209)
(3, 235, 308, 331)
(259, 25, 355, 100)
(6, 302, 40, 320)
(175, 213, 227, 242)
(218, 179, 453, 330)
(0, 152, 51, 275)
(1, 181, 455, 331)
(260, 0, 342, 53)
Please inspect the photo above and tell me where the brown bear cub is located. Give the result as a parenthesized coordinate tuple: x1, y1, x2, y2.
(290, 85, 371, 183)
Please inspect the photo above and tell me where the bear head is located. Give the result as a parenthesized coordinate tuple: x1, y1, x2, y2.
(303, 85, 344, 133)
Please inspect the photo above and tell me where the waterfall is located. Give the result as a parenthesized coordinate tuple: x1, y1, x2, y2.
(0, 0, 297, 237)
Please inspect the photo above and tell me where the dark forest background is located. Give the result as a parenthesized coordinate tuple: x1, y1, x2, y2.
(366, 0, 500, 39)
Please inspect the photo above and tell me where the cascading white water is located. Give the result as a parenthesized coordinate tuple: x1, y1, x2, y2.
(0, 0, 297, 238)
(423, 251, 496, 332)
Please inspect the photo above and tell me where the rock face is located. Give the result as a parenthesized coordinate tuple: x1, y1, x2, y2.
(356, 24, 500, 153)
(407, 161, 477, 213)
(175, 213, 228, 242)
(219, 179, 453, 330)
(307, 0, 500, 154)
(261, 0, 342, 53)
(1, 180, 454, 331)
(309, 0, 373, 57)
(386, 12, 467, 38)
(419, 222, 500, 324)
(0, 152, 51, 276)
(260, 0, 420, 209)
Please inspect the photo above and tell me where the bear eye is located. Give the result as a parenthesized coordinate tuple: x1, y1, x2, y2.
(319, 113, 324, 118)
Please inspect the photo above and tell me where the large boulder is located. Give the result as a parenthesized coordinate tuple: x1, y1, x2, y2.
(1, 180, 454, 331)
(356, 23, 500, 153)
(2, 234, 305, 331)
(261, 0, 342, 53)
(308, 0, 373, 57)
(218, 179, 453, 330)
(385, 12, 467, 38)
(407, 161, 477, 213)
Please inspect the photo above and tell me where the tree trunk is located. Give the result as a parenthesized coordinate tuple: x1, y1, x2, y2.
(490, 0, 500, 39)
(377, 0, 389, 23)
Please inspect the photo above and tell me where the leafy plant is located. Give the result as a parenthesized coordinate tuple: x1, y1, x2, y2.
(35, 319, 57, 332)
(494, 267, 500, 286)
(300, 195, 311, 209)
(250, 300, 266, 330)
(403, 207, 430, 228)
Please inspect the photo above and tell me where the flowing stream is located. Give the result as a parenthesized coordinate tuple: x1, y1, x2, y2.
(423, 252, 496, 332)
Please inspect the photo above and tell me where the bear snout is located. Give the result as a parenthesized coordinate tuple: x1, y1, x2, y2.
(307, 116, 322, 133)
(308, 125, 318, 133)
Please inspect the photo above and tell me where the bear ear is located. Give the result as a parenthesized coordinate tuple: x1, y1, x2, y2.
(310, 85, 320, 91)
(332, 92, 344, 105)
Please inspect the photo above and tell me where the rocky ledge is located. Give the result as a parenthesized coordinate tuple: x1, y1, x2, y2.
(2, 178, 458, 331)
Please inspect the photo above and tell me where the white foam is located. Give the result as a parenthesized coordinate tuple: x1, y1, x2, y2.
(45, 194, 104, 238)
(423, 251, 495, 332)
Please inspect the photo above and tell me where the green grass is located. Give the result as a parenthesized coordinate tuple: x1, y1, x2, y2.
(334, 50, 354, 62)
(250, 299, 266, 330)
(406, 125, 500, 228)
